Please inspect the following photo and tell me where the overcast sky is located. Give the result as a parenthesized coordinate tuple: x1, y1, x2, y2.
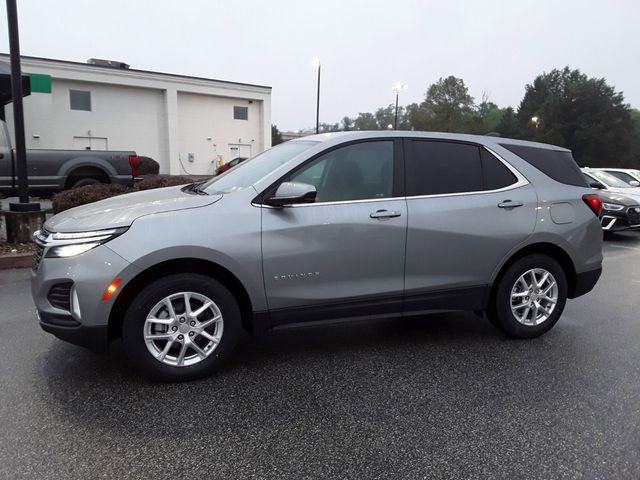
(1, 0, 638, 131)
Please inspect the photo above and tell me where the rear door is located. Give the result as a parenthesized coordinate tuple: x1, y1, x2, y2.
(403, 139, 537, 314)
(260, 139, 407, 326)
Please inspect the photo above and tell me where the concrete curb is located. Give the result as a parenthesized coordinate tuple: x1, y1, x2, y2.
(0, 253, 33, 270)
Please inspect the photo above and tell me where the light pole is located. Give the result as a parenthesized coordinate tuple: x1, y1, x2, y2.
(392, 82, 407, 130)
(312, 58, 321, 134)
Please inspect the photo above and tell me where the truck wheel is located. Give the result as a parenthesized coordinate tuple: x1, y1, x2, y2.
(487, 254, 567, 338)
(70, 177, 104, 189)
(121, 273, 242, 382)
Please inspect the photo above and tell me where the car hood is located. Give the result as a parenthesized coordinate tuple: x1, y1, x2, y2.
(598, 190, 640, 206)
(603, 186, 640, 201)
(45, 185, 222, 233)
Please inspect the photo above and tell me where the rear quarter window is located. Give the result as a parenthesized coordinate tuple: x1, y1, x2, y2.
(500, 144, 588, 187)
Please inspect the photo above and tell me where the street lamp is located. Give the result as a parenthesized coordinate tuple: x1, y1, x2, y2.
(392, 82, 408, 130)
(312, 58, 321, 134)
(531, 116, 540, 128)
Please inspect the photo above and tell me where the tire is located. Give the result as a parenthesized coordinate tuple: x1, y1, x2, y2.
(122, 273, 242, 382)
(70, 177, 103, 189)
(487, 254, 568, 339)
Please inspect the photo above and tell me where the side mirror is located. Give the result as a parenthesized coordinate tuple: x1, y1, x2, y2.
(589, 180, 606, 190)
(264, 182, 317, 207)
(629, 180, 640, 187)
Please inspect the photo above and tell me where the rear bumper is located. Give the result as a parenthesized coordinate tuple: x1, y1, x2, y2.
(38, 310, 108, 353)
(570, 267, 602, 298)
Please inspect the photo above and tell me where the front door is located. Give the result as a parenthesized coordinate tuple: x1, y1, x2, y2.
(260, 140, 407, 327)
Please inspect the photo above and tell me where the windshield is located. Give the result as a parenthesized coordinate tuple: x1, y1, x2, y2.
(202, 141, 318, 193)
(590, 170, 635, 188)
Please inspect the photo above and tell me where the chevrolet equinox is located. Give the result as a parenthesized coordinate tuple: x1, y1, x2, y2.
(32, 132, 603, 381)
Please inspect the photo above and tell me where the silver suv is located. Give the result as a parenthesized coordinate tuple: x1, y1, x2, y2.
(31, 132, 603, 381)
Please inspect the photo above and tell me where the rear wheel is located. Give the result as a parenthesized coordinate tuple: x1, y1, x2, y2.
(122, 274, 241, 381)
(69, 177, 104, 189)
(487, 254, 567, 338)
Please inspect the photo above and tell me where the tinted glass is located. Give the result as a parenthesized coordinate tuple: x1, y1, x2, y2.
(500, 144, 587, 187)
(70, 90, 91, 111)
(481, 149, 518, 190)
(289, 141, 393, 202)
(406, 140, 482, 195)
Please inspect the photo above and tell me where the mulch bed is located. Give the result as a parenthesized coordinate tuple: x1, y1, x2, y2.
(0, 242, 35, 255)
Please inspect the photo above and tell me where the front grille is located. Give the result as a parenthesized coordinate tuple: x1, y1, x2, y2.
(32, 227, 49, 271)
(48, 282, 73, 311)
(628, 207, 640, 226)
(33, 243, 44, 270)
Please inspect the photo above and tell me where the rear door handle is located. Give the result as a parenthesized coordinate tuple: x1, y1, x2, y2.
(370, 209, 401, 219)
(497, 200, 524, 209)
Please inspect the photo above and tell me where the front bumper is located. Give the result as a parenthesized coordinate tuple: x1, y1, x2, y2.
(31, 244, 141, 352)
(601, 206, 640, 231)
(38, 310, 109, 352)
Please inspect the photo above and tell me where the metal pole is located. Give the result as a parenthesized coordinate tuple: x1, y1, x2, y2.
(315, 63, 321, 134)
(6, 0, 29, 204)
(394, 92, 399, 130)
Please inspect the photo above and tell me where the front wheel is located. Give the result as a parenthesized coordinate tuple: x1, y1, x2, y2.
(122, 274, 241, 381)
(487, 254, 568, 338)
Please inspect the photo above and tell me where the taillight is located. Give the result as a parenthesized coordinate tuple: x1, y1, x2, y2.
(583, 194, 602, 216)
(129, 155, 140, 177)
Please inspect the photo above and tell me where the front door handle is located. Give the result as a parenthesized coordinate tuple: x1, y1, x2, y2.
(497, 200, 524, 209)
(370, 209, 401, 219)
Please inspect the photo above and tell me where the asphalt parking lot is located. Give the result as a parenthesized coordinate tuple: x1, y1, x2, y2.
(1, 234, 640, 479)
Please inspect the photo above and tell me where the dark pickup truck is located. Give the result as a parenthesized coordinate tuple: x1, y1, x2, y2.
(0, 120, 139, 195)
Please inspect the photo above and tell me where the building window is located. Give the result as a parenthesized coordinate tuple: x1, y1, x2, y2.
(233, 105, 248, 120)
(70, 90, 91, 111)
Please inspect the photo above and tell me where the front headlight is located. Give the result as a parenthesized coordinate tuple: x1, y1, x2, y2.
(43, 227, 128, 258)
(602, 202, 624, 211)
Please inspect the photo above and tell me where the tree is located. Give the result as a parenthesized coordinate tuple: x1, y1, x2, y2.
(353, 112, 378, 130)
(271, 125, 283, 146)
(408, 76, 478, 132)
(495, 107, 520, 138)
(516, 67, 634, 167)
(628, 109, 640, 167)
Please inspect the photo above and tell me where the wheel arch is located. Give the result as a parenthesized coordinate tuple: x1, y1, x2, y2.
(64, 165, 111, 188)
(108, 258, 257, 343)
(490, 242, 578, 301)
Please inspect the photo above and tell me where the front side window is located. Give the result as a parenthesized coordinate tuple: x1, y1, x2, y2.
(288, 141, 394, 203)
(70, 90, 91, 111)
(233, 106, 248, 120)
(604, 170, 638, 185)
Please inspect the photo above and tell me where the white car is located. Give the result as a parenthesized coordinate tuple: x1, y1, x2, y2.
(582, 168, 640, 201)
(593, 168, 640, 186)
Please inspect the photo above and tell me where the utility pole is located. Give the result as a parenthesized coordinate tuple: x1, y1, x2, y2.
(6, 0, 32, 208)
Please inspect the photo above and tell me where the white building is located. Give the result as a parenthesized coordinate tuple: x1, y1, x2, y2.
(0, 54, 272, 175)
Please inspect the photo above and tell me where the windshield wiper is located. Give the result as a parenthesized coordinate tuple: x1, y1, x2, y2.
(183, 181, 209, 195)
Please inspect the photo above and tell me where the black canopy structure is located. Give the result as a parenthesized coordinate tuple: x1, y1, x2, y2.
(0, 61, 31, 120)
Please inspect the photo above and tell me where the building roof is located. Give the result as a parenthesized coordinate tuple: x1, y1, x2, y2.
(0, 53, 272, 91)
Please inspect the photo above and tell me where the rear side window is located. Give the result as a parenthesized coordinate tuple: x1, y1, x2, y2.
(500, 144, 587, 187)
(481, 149, 518, 190)
(406, 141, 482, 195)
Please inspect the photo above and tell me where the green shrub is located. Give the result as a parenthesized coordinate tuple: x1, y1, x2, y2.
(52, 184, 133, 213)
(138, 156, 160, 175)
(134, 175, 193, 191)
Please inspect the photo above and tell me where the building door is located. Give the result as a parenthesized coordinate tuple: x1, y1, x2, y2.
(73, 136, 108, 150)
(228, 143, 252, 160)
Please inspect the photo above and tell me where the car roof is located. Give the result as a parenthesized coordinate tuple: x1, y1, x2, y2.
(291, 130, 571, 152)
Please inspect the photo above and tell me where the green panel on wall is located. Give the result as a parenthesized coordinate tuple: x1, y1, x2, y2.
(29, 73, 52, 93)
